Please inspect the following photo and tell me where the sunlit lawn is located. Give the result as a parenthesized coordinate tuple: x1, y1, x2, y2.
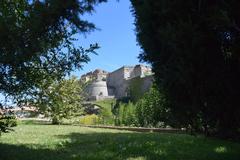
(0, 122, 240, 160)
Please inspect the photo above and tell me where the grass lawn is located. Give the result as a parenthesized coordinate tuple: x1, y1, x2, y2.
(0, 122, 240, 160)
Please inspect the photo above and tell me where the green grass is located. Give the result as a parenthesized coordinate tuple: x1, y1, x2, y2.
(0, 122, 240, 160)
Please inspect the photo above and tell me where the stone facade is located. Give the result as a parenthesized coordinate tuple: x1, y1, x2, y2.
(81, 65, 153, 101)
(81, 69, 108, 82)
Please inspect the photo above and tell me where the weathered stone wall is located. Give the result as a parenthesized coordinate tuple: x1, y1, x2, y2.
(81, 69, 108, 82)
(127, 75, 154, 102)
(107, 66, 130, 98)
(129, 65, 152, 79)
(141, 75, 154, 93)
(130, 65, 142, 78)
(82, 65, 154, 101)
(85, 80, 109, 100)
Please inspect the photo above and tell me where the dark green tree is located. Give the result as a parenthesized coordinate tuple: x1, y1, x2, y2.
(0, 0, 106, 97)
(131, 0, 240, 138)
(0, 0, 106, 131)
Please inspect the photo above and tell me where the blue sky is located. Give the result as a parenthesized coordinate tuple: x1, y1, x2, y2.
(72, 0, 144, 76)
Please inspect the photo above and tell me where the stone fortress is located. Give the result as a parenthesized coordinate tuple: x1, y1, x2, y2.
(80, 65, 154, 101)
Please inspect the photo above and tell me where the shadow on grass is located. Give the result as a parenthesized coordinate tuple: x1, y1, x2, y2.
(1, 131, 240, 160)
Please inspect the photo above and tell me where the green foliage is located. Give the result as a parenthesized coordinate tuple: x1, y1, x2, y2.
(92, 92, 170, 127)
(136, 85, 170, 127)
(69, 100, 116, 126)
(0, 0, 106, 131)
(115, 101, 138, 126)
(1, 123, 240, 160)
(94, 99, 116, 109)
(131, 0, 240, 138)
(87, 99, 137, 126)
(0, 0, 106, 97)
(0, 115, 17, 134)
(95, 99, 116, 125)
(79, 114, 100, 125)
(24, 77, 84, 124)
(99, 107, 115, 125)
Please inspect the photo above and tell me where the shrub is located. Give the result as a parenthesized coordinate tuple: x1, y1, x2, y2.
(95, 100, 116, 125)
(79, 114, 100, 125)
(114, 102, 138, 126)
(0, 115, 17, 134)
(135, 86, 171, 128)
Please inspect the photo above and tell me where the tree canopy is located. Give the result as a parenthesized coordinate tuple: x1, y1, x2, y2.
(23, 77, 84, 124)
(131, 0, 240, 138)
(0, 0, 107, 133)
(0, 0, 106, 99)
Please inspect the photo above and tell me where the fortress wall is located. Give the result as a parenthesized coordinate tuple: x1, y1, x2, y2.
(107, 66, 134, 83)
(86, 81, 109, 99)
(82, 65, 153, 101)
(107, 66, 154, 99)
(131, 65, 143, 78)
(107, 67, 131, 98)
(141, 75, 154, 93)
(126, 75, 154, 101)
(115, 80, 129, 98)
(107, 67, 125, 87)
(123, 66, 135, 79)
(129, 65, 152, 79)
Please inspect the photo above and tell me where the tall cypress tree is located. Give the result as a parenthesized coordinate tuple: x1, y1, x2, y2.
(131, 0, 240, 138)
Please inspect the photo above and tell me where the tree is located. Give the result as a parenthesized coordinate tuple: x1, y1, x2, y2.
(131, 0, 240, 138)
(136, 85, 170, 127)
(0, 0, 106, 130)
(21, 77, 85, 124)
(114, 101, 137, 126)
(0, 0, 106, 98)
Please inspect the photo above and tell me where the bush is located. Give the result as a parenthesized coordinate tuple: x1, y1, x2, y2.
(0, 115, 17, 134)
(98, 107, 114, 125)
(135, 86, 171, 128)
(95, 100, 116, 125)
(114, 102, 138, 126)
(79, 114, 100, 125)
